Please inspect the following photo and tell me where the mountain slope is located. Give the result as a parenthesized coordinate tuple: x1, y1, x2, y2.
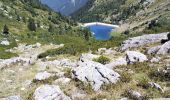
(40, 0, 88, 16)
(72, 0, 170, 33)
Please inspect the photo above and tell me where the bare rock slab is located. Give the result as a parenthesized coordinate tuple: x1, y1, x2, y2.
(72, 61, 120, 91)
(34, 85, 70, 100)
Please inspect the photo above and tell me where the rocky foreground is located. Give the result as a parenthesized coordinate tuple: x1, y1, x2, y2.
(0, 32, 170, 100)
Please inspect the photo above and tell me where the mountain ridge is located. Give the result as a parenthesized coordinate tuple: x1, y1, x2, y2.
(40, 0, 88, 16)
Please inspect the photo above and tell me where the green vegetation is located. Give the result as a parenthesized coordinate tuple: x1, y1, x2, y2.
(120, 72, 132, 83)
(143, 17, 170, 34)
(0, 34, 18, 59)
(72, 0, 126, 23)
(2, 25, 9, 35)
(93, 55, 111, 65)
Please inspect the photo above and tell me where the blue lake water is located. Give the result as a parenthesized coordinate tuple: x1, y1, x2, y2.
(86, 25, 114, 40)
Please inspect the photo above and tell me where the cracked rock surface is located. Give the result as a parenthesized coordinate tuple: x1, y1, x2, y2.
(119, 32, 168, 51)
(34, 85, 70, 100)
(72, 60, 120, 91)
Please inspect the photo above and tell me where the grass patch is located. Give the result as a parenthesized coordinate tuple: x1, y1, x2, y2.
(93, 55, 111, 65)
(0, 34, 18, 59)
(32, 76, 58, 85)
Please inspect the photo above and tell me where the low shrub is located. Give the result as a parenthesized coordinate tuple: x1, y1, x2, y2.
(93, 56, 110, 65)
(137, 76, 150, 89)
(38, 43, 89, 58)
(149, 66, 170, 81)
(120, 72, 132, 83)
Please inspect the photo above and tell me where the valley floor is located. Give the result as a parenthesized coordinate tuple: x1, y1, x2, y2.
(0, 32, 170, 100)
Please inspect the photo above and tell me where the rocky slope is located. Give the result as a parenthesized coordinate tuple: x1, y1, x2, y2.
(0, 32, 170, 99)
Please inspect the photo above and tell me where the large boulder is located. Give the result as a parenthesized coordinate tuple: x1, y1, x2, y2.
(119, 32, 168, 51)
(34, 85, 70, 100)
(157, 41, 170, 54)
(72, 61, 120, 91)
(147, 41, 170, 55)
(126, 51, 148, 64)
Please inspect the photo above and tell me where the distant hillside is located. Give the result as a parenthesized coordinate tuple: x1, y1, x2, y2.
(72, 0, 170, 33)
(40, 0, 88, 16)
(0, 0, 76, 35)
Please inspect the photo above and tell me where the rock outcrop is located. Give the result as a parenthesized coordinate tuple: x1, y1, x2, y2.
(34, 85, 70, 100)
(106, 51, 148, 68)
(147, 41, 170, 55)
(72, 60, 120, 91)
(119, 32, 168, 51)
(0, 95, 22, 100)
(126, 51, 148, 64)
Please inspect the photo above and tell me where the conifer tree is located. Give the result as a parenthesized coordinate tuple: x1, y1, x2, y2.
(3, 24, 9, 35)
(28, 18, 36, 31)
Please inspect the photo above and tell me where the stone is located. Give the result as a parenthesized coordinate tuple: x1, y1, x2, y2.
(147, 46, 161, 55)
(36, 43, 41, 48)
(147, 41, 170, 55)
(105, 57, 127, 68)
(148, 82, 164, 93)
(0, 95, 22, 100)
(54, 78, 71, 84)
(0, 38, 10, 45)
(126, 51, 148, 64)
(0, 57, 30, 69)
(98, 48, 114, 55)
(79, 53, 99, 62)
(150, 57, 160, 63)
(34, 85, 70, 100)
(127, 90, 143, 100)
(72, 60, 120, 91)
(34, 71, 53, 81)
(71, 88, 86, 100)
(157, 41, 170, 54)
(119, 32, 168, 51)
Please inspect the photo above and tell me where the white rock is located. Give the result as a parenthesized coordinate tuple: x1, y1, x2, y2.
(54, 78, 71, 84)
(0, 95, 22, 100)
(71, 88, 86, 100)
(150, 57, 160, 63)
(119, 32, 168, 51)
(105, 57, 127, 68)
(34, 71, 52, 81)
(126, 51, 148, 64)
(0, 39, 10, 45)
(34, 85, 70, 100)
(147, 41, 170, 55)
(148, 82, 164, 93)
(128, 90, 142, 99)
(36, 43, 41, 48)
(147, 46, 161, 55)
(157, 41, 170, 54)
(72, 60, 120, 91)
(80, 53, 99, 62)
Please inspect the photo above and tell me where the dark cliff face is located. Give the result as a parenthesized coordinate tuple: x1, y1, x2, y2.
(40, 0, 88, 16)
